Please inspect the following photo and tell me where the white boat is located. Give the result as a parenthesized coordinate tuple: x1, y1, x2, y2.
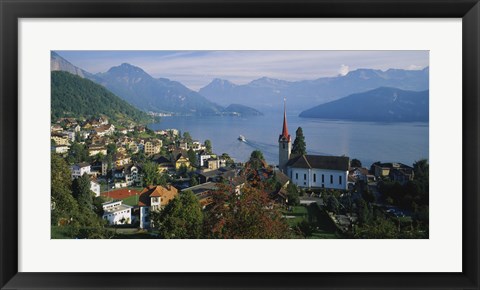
(238, 135, 246, 142)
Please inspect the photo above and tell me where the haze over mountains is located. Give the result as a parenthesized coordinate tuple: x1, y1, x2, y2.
(51, 51, 429, 122)
(199, 67, 429, 112)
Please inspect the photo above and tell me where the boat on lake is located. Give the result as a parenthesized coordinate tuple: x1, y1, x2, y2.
(238, 135, 246, 142)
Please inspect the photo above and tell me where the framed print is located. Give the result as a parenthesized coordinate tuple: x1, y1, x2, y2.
(1, 0, 479, 289)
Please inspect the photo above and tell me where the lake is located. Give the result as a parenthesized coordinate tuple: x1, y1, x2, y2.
(148, 113, 429, 168)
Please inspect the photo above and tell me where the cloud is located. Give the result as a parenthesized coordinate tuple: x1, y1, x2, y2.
(338, 64, 350, 76)
(407, 64, 423, 70)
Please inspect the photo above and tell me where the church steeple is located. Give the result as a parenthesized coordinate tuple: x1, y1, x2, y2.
(280, 98, 290, 142)
(278, 98, 292, 173)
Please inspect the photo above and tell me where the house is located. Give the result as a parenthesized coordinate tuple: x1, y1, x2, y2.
(71, 163, 91, 179)
(144, 140, 162, 156)
(53, 145, 70, 154)
(373, 162, 414, 183)
(101, 200, 132, 225)
(88, 145, 107, 156)
(152, 155, 175, 173)
(171, 150, 191, 170)
(90, 179, 101, 197)
(115, 153, 131, 167)
(286, 155, 350, 190)
(182, 182, 218, 208)
(50, 124, 63, 132)
(138, 185, 178, 229)
(390, 167, 414, 185)
(190, 140, 205, 151)
(94, 124, 115, 137)
(197, 151, 214, 167)
(51, 133, 70, 146)
(198, 167, 237, 184)
(113, 164, 141, 186)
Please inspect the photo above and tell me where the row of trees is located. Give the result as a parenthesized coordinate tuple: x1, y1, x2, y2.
(51, 153, 110, 238)
(151, 184, 291, 239)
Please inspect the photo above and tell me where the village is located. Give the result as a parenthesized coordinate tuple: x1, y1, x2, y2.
(51, 107, 429, 239)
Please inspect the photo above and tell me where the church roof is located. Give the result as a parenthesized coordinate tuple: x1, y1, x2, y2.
(287, 155, 349, 171)
(279, 99, 291, 142)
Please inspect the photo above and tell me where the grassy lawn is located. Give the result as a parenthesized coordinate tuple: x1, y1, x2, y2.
(106, 228, 158, 239)
(284, 203, 341, 239)
(121, 194, 140, 206)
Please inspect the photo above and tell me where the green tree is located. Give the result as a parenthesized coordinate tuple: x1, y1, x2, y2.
(247, 150, 265, 170)
(51, 153, 79, 226)
(143, 161, 161, 186)
(154, 191, 204, 239)
(107, 143, 117, 156)
(67, 142, 88, 164)
(291, 127, 307, 157)
(72, 173, 94, 210)
(286, 183, 300, 206)
(350, 158, 362, 168)
(187, 149, 198, 167)
(204, 139, 212, 153)
(183, 131, 193, 143)
(326, 195, 340, 214)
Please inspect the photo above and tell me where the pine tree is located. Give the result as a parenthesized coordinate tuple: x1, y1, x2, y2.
(292, 127, 307, 156)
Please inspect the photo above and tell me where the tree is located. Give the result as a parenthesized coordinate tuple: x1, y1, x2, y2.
(183, 131, 193, 143)
(187, 149, 198, 167)
(286, 183, 300, 206)
(326, 195, 340, 214)
(247, 150, 266, 170)
(67, 142, 89, 164)
(51, 153, 79, 226)
(107, 143, 117, 156)
(291, 127, 306, 156)
(154, 191, 204, 239)
(350, 158, 362, 168)
(204, 184, 290, 239)
(142, 161, 161, 186)
(72, 173, 94, 210)
(204, 139, 212, 153)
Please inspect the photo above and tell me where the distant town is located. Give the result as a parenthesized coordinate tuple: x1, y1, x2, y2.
(51, 103, 429, 239)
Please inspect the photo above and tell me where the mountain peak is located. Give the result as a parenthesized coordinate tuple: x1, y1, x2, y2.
(107, 63, 149, 76)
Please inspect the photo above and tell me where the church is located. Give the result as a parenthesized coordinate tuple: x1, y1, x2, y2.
(278, 100, 349, 190)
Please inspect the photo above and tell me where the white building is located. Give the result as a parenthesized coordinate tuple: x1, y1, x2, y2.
(54, 145, 70, 154)
(90, 180, 101, 197)
(287, 155, 349, 190)
(102, 200, 132, 225)
(71, 163, 91, 179)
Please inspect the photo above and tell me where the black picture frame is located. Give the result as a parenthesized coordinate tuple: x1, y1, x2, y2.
(1, 0, 479, 289)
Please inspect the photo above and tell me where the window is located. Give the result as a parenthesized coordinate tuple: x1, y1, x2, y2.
(313, 174, 316, 182)
(339, 176, 342, 185)
(282, 143, 285, 149)
(330, 175, 333, 184)
(304, 174, 306, 180)
(322, 174, 324, 183)
(295, 173, 298, 180)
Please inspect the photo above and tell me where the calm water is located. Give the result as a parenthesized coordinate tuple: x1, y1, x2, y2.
(148, 113, 429, 168)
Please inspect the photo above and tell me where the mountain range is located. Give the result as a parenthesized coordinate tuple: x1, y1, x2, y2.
(299, 87, 429, 122)
(51, 51, 429, 122)
(199, 67, 429, 112)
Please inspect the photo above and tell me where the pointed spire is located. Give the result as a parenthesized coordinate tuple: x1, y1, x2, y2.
(280, 97, 290, 141)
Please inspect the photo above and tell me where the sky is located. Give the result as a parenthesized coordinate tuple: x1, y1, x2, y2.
(56, 50, 429, 91)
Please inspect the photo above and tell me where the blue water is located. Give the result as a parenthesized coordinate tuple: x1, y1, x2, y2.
(148, 113, 429, 168)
